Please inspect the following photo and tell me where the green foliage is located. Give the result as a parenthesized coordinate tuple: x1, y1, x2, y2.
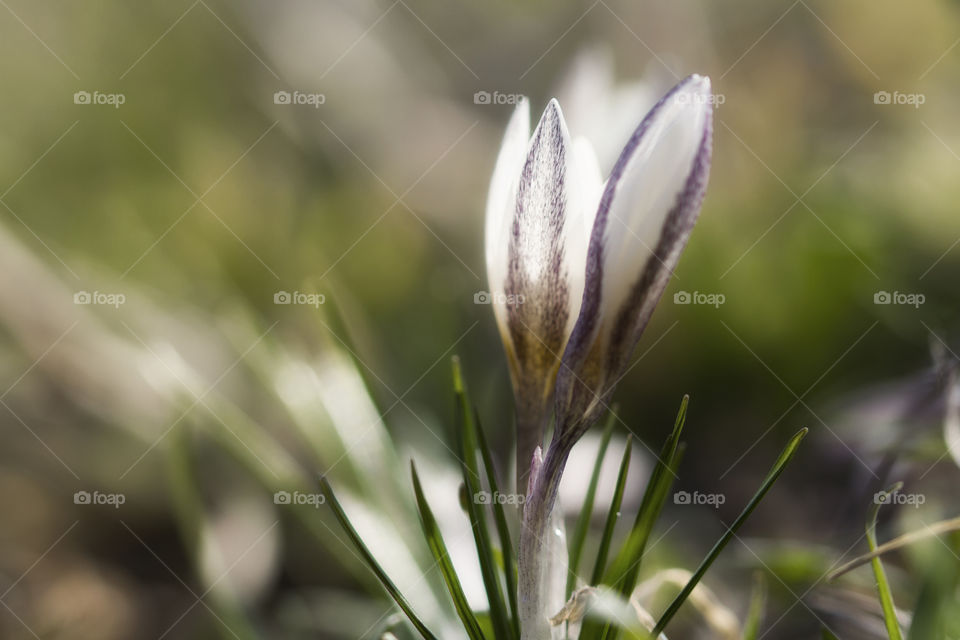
(568, 412, 617, 596)
(591, 437, 633, 586)
(322, 372, 811, 640)
(868, 483, 905, 640)
(411, 462, 488, 640)
(452, 357, 515, 639)
(318, 477, 440, 640)
(741, 572, 766, 640)
(474, 407, 521, 636)
(651, 427, 808, 637)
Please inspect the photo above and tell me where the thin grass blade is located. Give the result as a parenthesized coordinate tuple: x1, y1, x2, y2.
(581, 398, 688, 640)
(318, 476, 439, 640)
(568, 411, 617, 596)
(741, 571, 766, 640)
(591, 437, 633, 585)
(473, 406, 520, 637)
(410, 462, 487, 640)
(868, 482, 905, 640)
(651, 427, 808, 637)
(451, 358, 512, 639)
(606, 396, 689, 594)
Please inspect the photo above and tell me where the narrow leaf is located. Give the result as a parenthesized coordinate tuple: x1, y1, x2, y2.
(741, 572, 766, 640)
(582, 398, 688, 640)
(411, 462, 487, 640)
(591, 437, 633, 585)
(607, 396, 689, 593)
(318, 476, 439, 640)
(868, 483, 904, 640)
(452, 358, 512, 640)
(474, 407, 520, 637)
(568, 412, 617, 596)
(906, 550, 960, 640)
(595, 445, 685, 640)
(652, 427, 808, 637)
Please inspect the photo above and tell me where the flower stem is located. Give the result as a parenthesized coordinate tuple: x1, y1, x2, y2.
(518, 444, 570, 640)
(515, 404, 548, 493)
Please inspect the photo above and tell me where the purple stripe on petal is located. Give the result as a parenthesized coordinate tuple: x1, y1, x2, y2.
(555, 74, 713, 441)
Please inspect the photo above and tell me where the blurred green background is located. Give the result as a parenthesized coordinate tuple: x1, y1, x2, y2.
(2, 0, 960, 638)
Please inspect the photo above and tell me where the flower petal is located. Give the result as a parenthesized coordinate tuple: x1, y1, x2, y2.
(504, 99, 575, 385)
(558, 74, 713, 427)
(563, 137, 604, 339)
(486, 98, 530, 323)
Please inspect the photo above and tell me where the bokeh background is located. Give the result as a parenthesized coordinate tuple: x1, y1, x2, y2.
(1, 0, 960, 638)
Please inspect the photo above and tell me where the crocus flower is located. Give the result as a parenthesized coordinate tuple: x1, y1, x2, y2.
(485, 96, 604, 488)
(484, 74, 713, 639)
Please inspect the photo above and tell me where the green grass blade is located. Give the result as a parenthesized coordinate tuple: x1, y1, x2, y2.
(318, 476, 439, 640)
(410, 462, 488, 640)
(167, 427, 259, 640)
(741, 571, 766, 640)
(473, 407, 520, 638)
(905, 546, 960, 640)
(607, 396, 689, 594)
(582, 397, 689, 640)
(868, 482, 904, 640)
(593, 445, 685, 640)
(451, 359, 511, 640)
(567, 411, 617, 596)
(591, 437, 633, 585)
(821, 628, 840, 640)
(652, 427, 808, 637)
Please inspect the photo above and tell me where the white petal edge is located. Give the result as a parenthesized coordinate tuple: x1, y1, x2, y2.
(598, 75, 712, 321)
(485, 98, 530, 330)
(512, 99, 572, 287)
(563, 137, 604, 339)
